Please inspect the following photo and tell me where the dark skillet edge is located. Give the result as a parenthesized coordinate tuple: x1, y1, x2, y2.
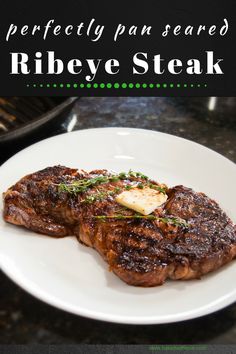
(0, 97, 79, 143)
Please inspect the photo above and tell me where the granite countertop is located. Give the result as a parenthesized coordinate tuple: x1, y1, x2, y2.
(0, 97, 236, 344)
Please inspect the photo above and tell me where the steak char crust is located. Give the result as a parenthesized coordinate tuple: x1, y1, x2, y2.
(3, 165, 236, 286)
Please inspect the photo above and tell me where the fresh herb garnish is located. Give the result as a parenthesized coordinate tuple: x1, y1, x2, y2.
(58, 175, 120, 195)
(94, 214, 188, 227)
(118, 172, 127, 180)
(81, 194, 100, 204)
(125, 185, 132, 190)
(117, 170, 148, 180)
(148, 183, 167, 194)
(124, 182, 166, 193)
(127, 170, 148, 180)
(58, 170, 151, 195)
(81, 189, 119, 204)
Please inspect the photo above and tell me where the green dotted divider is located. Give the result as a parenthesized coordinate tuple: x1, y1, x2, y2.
(27, 83, 208, 89)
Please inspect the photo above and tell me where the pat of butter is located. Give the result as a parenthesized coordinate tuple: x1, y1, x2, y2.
(116, 187, 168, 215)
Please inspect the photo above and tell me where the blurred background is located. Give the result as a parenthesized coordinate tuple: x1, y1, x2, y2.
(0, 96, 236, 344)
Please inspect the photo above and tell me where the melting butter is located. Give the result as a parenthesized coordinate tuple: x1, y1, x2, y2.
(116, 187, 168, 215)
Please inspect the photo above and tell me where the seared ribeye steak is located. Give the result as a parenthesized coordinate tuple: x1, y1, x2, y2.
(3, 166, 236, 286)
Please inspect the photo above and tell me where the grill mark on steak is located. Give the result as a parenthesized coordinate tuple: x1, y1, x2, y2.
(3, 165, 236, 286)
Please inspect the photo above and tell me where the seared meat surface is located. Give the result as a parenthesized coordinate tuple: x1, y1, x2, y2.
(3, 165, 236, 286)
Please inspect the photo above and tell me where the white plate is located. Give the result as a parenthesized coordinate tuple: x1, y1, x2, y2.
(0, 127, 236, 324)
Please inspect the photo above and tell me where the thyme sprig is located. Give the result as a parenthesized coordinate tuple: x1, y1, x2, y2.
(94, 215, 188, 228)
(125, 182, 166, 194)
(58, 170, 151, 195)
(148, 183, 167, 194)
(81, 188, 121, 204)
(58, 175, 120, 195)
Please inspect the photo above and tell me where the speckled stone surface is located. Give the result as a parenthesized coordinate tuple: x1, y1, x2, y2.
(0, 97, 236, 344)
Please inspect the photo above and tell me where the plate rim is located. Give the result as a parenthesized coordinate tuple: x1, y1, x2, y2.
(1, 260, 236, 325)
(0, 126, 236, 324)
(1, 126, 236, 170)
